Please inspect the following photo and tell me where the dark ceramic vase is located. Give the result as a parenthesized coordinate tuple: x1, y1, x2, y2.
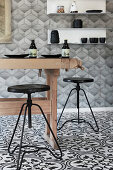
(73, 19, 83, 28)
(99, 37, 106, 43)
(50, 30, 59, 43)
(89, 38, 98, 43)
(81, 38, 87, 43)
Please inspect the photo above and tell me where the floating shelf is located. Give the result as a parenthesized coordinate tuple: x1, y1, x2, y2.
(48, 12, 110, 15)
(76, 43, 106, 45)
(48, 28, 107, 44)
(47, 0, 106, 14)
(52, 28, 111, 30)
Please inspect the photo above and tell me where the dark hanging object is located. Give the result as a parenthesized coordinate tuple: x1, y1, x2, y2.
(50, 30, 59, 43)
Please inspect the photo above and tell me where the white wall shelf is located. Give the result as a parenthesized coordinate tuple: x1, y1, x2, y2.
(48, 12, 110, 15)
(48, 28, 107, 44)
(47, 0, 106, 14)
(77, 43, 106, 45)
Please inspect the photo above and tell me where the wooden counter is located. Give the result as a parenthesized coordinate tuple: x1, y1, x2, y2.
(0, 57, 83, 148)
(0, 58, 82, 69)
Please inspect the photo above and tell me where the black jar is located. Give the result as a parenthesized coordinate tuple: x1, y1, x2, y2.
(50, 30, 59, 43)
(73, 19, 83, 28)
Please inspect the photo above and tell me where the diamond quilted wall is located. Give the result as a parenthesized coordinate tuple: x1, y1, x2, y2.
(0, 0, 113, 108)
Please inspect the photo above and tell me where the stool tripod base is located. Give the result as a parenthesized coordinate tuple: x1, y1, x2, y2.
(57, 83, 99, 132)
(8, 94, 62, 170)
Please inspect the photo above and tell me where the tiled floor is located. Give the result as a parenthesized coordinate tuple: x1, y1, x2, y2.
(0, 111, 113, 170)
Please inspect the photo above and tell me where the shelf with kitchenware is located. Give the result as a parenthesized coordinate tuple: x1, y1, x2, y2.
(48, 28, 112, 45)
(48, 12, 110, 15)
(47, 0, 106, 15)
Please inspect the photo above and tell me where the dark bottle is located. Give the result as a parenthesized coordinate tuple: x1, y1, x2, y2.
(29, 40, 37, 58)
(62, 40, 70, 57)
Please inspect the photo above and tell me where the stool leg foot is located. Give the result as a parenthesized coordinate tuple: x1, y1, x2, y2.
(17, 105, 27, 170)
(81, 89, 99, 132)
(8, 103, 27, 154)
(57, 88, 76, 126)
(32, 103, 62, 160)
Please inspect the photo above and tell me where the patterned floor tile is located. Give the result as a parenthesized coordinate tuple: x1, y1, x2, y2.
(0, 111, 113, 170)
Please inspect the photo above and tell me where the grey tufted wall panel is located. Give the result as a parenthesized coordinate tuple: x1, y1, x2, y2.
(0, 0, 113, 108)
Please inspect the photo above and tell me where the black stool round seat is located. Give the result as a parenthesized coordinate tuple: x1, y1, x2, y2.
(8, 84, 50, 94)
(63, 77, 94, 83)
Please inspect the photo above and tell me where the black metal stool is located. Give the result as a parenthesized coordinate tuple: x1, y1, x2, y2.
(57, 77, 99, 132)
(7, 84, 62, 170)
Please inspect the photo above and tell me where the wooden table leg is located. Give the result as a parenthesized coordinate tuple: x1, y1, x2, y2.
(45, 72, 51, 136)
(44, 69, 60, 149)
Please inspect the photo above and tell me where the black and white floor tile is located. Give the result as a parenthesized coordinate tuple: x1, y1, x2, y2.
(0, 111, 113, 170)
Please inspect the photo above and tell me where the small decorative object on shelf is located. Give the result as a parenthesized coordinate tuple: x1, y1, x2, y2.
(89, 38, 98, 43)
(57, 6, 64, 13)
(81, 38, 87, 44)
(50, 30, 59, 43)
(99, 37, 106, 43)
(73, 19, 83, 28)
(29, 40, 37, 58)
(70, 1, 78, 13)
(62, 40, 70, 57)
(86, 10, 103, 13)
